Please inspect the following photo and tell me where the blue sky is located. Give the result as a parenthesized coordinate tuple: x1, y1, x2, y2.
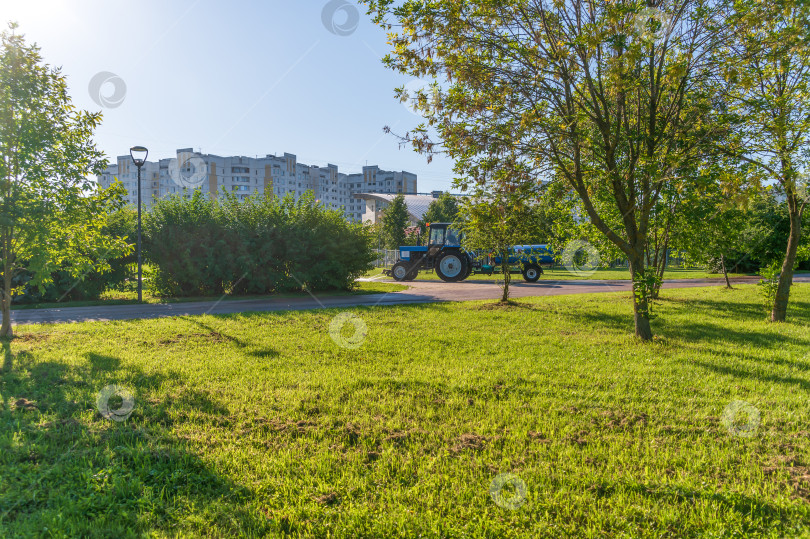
(1, 0, 456, 192)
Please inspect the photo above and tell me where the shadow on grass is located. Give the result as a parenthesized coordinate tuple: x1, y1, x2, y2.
(590, 480, 798, 533)
(661, 294, 810, 324)
(663, 319, 810, 349)
(691, 358, 810, 392)
(0, 342, 267, 536)
(181, 316, 279, 359)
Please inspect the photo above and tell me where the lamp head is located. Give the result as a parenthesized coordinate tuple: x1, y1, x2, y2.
(130, 146, 148, 167)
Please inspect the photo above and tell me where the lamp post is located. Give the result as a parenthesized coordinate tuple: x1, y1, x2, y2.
(130, 146, 148, 302)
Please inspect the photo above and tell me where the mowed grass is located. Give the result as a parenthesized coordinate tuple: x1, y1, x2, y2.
(1, 285, 810, 537)
(364, 266, 762, 282)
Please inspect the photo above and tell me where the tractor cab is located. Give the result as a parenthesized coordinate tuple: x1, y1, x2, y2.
(426, 222, 460, 257)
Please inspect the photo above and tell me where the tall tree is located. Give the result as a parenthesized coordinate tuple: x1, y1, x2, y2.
(381, 194, 410, 249)
(720, 0, 810, 321)
(419, 192, 460, 231)
(0, 24, 128, 337)
(364, 0, 727, 340)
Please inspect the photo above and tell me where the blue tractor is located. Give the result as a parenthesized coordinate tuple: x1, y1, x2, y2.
(386, 223, 554, 283)
(388, 223, 472, 282)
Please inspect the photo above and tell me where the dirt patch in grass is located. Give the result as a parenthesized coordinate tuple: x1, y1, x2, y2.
(383, 430, 411, 446)
(594, 410, 649, 430)
(14, 333, 52, 343)
(451, 433, 487, 453)
(344, 423, 362, 445)
(763, 454, 810, 502)
(472, 300, 533, 311)
(527, 431, 550, 443)
(314, 492, 340, 506)
(14, 398, 38, 411)
(564, 430, 590, 447)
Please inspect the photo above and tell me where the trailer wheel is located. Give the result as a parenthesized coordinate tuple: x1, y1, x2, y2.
(391, 262, 412, 282)
(522, 264, 542, 283)
(436, 252, 468, 282)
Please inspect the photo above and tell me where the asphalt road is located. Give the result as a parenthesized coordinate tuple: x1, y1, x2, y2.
(11, 275, 808, 326)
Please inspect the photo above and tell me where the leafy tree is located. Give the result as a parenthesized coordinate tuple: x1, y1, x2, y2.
(380, 194, 410, 249)
(419, 192, 459, 231)
(457, 158, 537, 302)
(720, 0, 810, 322)
(0, 24, 129, 337)
(365, 0, 728, 340)
(731, 191, 810, 273)
(15, 205, 137, 303)
(671, 167, 753, 288)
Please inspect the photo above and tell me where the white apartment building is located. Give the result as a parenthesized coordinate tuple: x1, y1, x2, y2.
(97, 148, 418, 222)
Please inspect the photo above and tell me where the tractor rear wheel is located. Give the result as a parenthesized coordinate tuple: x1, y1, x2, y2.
(436, 252, 468, 282)
(522, 264, 542, 283)
(463, 262, 473, 280)
(391, 262, 413, 282)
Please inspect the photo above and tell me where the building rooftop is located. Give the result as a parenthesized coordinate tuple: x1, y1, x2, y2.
(353, 193, 442, 222)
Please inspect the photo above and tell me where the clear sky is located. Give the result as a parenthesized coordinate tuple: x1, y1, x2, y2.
(0, 0, 456, 192)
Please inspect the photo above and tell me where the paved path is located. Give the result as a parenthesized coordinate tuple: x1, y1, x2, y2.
(10, 276, 808, 326)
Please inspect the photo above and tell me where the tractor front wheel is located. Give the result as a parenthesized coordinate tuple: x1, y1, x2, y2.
(436, 252, 468, 282)
(522, 264, 542, 283)
(391, 261, 413, 282)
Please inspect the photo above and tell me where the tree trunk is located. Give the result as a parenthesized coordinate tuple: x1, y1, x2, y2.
(501, 254, 511, 303)
(771, 210, 802, 322)
(651, 240, 669, 300)
(1, 255, 13, 339)
(721, 254, 732, 289)
(629, 256, 653, 341)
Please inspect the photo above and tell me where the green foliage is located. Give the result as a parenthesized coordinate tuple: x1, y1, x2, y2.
(736, 193, 810, 271)
(380, 194, 410, 249)
(419, 192, 459, 232)
(14, 205, 136, 303)
(631, 268, 663, 319)
(143, 191, 375, 297)
(758, 261, 782, 314)
(0, 24, 130, 334)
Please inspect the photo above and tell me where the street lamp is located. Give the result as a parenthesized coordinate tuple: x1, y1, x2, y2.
(130, 145, 148, 302)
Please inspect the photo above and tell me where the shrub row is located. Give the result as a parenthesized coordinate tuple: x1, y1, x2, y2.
(143, 191, 375, 297)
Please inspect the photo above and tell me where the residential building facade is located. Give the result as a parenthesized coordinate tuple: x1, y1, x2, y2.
(97, 148, 418, 222)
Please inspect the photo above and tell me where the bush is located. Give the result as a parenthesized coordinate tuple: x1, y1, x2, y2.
(144, 191, 375, 297)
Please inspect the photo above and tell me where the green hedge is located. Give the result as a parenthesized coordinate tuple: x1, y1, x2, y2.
(143, 191, 375, 297)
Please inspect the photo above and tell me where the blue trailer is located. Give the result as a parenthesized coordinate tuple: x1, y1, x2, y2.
(472, 245, 555, 282)
(384, 223, 554, 283)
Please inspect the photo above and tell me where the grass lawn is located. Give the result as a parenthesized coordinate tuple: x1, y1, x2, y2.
(1, 284, 809, 536)
(10, 281, 406, 311)
(364, 266, 761, 282)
